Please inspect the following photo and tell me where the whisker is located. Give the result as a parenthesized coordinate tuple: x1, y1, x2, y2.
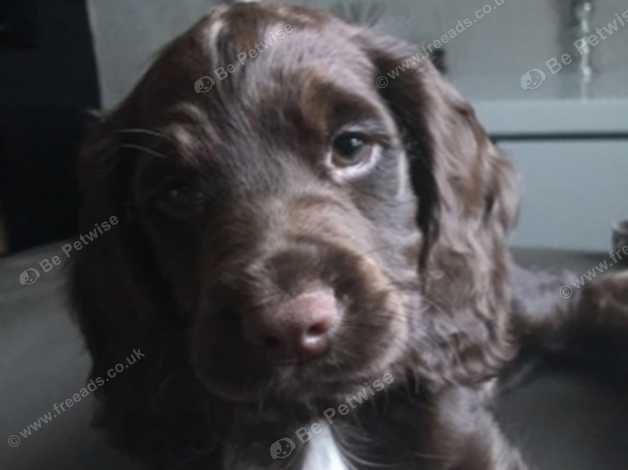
(116, 127, 174, 142)
(412, 450, 450, 462)
(119, 143, 170, 160)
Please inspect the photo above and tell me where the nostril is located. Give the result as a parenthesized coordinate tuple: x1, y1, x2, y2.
(300, 317, 334, 357)
(305, 321, 331, 339)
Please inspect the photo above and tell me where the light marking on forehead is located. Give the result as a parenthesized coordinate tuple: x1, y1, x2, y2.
(201, 6, 229, 62)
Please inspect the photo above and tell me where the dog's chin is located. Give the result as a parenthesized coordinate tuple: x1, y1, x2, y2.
(197, 376, 267, 404)
(196, 366, 397, 408)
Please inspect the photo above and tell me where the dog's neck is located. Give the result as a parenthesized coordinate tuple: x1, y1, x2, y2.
(221, 420, 346, 470)
(301, 422, 348, 470)
(218, 386, 429, 470)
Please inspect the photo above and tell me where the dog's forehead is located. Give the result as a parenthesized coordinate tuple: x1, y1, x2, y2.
(197, 3, 329, 55)
(193, 3, 374, 93)
(136, 4, 391, 171)
(198, 3, 325, 53)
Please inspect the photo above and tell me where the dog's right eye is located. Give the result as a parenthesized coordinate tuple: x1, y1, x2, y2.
(331, 132, 374, 168)
(153, 183, 207, 218)
(164, 186, 205, 205)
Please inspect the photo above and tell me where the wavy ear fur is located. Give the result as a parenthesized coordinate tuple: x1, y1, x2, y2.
(72, 106, 216, 464)
(361, 33, 520, 386)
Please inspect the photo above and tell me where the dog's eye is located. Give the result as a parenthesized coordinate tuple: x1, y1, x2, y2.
(332, 132, 373, 168)
(165, 186, 205, 205)
(154, 184, 207, 217)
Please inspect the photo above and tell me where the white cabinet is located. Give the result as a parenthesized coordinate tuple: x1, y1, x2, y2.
(500, 140, 628, 251)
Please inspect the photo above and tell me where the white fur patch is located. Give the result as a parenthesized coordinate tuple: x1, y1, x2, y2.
(201, 6, 228, 60)
(397, 150, 410, 200)
(302, 422, 348, 470)
(207, 18, 226, 58)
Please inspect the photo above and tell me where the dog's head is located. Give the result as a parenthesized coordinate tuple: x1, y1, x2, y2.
(74, 1, 518, 442)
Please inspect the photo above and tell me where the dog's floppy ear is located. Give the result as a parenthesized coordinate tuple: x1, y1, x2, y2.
(73, 103, 215, 463)
(361, 33, 520, 385)
(73, 102, 160, 368)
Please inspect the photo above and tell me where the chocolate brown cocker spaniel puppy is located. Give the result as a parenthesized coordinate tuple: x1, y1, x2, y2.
(72, 3, 628, 469)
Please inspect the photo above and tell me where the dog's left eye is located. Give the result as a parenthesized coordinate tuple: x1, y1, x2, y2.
(331, 132, 374, 168)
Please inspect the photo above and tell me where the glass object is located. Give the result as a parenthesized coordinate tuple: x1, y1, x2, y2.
(572, 0, 595, 83)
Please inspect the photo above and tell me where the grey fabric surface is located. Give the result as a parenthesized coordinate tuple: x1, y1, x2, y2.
(498, 371, 628, 470)
(0, 243, 140, 470)
(0, 243, 627, 469)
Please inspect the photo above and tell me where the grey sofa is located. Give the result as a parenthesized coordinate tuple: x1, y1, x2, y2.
(1, 243, 628, 469)
(0, 243, 140, 470)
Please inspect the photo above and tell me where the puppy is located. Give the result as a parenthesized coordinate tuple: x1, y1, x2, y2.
(72, 3, 628, 469)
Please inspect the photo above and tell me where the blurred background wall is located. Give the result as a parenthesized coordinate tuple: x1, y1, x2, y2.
(0, 0, 99, 254)
(88, 0, 628, 108)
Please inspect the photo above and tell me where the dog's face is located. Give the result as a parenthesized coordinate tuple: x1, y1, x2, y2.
(76, 3, 518, 418)
(128, 5, 420, 403)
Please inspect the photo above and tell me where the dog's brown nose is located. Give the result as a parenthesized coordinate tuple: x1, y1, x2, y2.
(246, 290, 339, 361)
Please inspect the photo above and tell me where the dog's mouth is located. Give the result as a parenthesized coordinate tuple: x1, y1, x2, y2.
(195, 360, 398, 406)
(191, 312, 407, 406)
(192, 312, 408, 406)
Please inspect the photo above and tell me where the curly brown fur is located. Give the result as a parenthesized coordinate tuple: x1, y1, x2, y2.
(71, 3, 628, 469)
